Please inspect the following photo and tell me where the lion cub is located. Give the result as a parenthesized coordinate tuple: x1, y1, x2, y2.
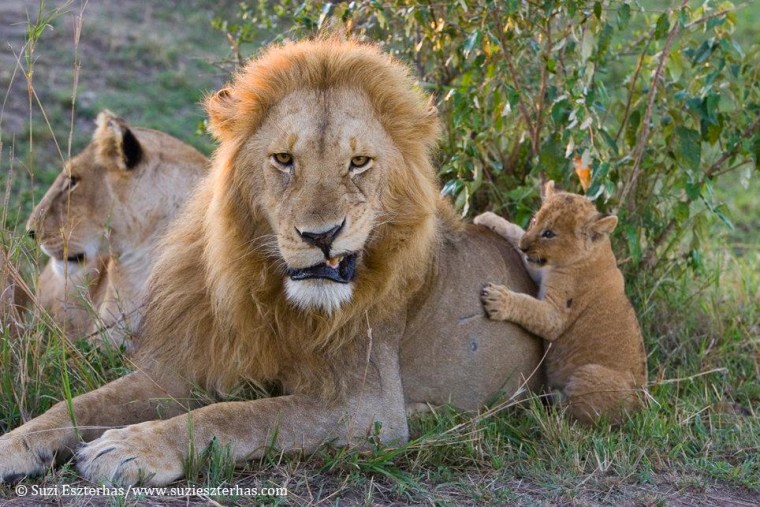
(476, 181, 647, 424)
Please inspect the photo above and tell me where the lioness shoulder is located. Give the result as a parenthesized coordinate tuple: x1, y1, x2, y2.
(477, 181, 648, 424)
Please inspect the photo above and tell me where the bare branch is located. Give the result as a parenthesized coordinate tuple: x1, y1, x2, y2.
(619, 0, 688, 211)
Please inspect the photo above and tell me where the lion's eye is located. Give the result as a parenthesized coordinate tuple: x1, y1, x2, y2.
(349, 156, 372, 174)
(541, 229, 556, 239)
(65, 175, 79, 191)
(271, 153, 293, 167)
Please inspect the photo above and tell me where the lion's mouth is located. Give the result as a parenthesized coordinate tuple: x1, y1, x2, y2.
(66, 252, 87, 263)
(286, 253, 358, 284)
(41, 244, 87, 264)
(525, 255, 546, 266)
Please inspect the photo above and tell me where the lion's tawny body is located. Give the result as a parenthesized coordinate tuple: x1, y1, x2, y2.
(1, 39, 541, 486)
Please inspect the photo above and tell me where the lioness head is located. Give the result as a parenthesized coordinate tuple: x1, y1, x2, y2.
(205, 39, 440, 314)
(27, 111, 206, 278)
(519, 180, 618, 267)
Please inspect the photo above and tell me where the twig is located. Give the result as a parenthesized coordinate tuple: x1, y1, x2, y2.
(492, 4, 536, 155)
(705, 115, 760, 178)
(531, 16, 553, 157)
(649, 367, 727, 386)
(614, 32, 654, 144)
(685, 4, 746, 30)
(619, 0, 688, 211)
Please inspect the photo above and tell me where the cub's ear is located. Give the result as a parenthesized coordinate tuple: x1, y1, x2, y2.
(541, 180, 556, 201)
(205, 87, 237, 141)
(93, 110, 142, 170)
(588, 213, 618, 241)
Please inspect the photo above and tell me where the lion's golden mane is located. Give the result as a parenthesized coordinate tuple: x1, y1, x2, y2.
(137, 38, 450, 398)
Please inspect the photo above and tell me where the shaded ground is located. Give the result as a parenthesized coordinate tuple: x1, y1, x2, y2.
(1, 461, 759, 506)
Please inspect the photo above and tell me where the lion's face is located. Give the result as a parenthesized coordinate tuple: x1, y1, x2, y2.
(236, 88, 401, 313)
(27, 145, 111, 278)
(27, 111, 205, 279)
(519, 183, 618, 268)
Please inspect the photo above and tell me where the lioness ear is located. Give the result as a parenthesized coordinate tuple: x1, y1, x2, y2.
(588, 213, 618, 241)
(206, 87, 237, 141)
(94, 110, 143, 170)
(541, 180, 556, 202)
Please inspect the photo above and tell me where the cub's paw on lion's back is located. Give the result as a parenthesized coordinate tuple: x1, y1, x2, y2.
(481, 283, 511, 321)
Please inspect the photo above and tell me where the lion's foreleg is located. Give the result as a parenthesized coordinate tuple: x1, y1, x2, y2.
(0, 370, 191, 483)
(76, 343, 409, 486)
(481, 283, 566, 341)
(76, 391, 409, 486)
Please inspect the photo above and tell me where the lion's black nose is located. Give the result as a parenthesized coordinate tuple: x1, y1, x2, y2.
(27, 229, 36, 241)
(296, 220, 345, 256)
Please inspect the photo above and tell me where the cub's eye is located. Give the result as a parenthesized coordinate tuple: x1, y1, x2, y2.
(349, 156, 372, 174)
(271, 153, 293, 167)
(541, 230, 556, 239)
(65, 175, 79, 191)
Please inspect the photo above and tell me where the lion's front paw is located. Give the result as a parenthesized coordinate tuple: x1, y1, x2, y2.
(76, 422, 183, 486)
(0, 434, 55, 484)
(481, 283, 512, 321)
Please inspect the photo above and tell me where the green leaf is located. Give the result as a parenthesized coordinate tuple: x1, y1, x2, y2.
(463, 30, 482, 59)
(692, 40, 715, 65)
(538, 134, 566, 179)
(600, 128, 618, 155)
(654, 13, 669, 40)
(593, 1, 602, 20)
(674, 201, 689, 223)
(685, 180, 702, 200)
(625, 225, 642, 265)
(673, 126, 701, 171)
(617, 4, 631, 29)
(667, 50, 685, 81)
(626, 110, 641, 147)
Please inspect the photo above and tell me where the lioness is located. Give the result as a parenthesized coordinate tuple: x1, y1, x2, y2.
(478, 181, 648, 423)
(26, 111, 208, 348)
(0, 39, 542, 486)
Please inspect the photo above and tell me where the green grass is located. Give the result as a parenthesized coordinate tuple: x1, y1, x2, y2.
(1, 1, 759, 505)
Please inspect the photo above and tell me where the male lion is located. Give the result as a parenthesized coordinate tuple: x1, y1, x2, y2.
(0, 39, 542, 486)
(26, 111, 208, 348)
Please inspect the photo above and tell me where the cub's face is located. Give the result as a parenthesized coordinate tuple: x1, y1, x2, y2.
(237, 88, 402, 313)
(519, 190, 617, 268)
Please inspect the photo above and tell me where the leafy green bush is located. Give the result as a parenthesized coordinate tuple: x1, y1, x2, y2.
(215, 0, 759, 279)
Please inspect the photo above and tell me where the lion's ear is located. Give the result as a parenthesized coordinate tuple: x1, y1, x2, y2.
(541, 180, 556, 202)
(93, 110, 142, 170)
(426, 98, 438, 119)
(206, 87, 237, 141)
(587, 213, 618, 241)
